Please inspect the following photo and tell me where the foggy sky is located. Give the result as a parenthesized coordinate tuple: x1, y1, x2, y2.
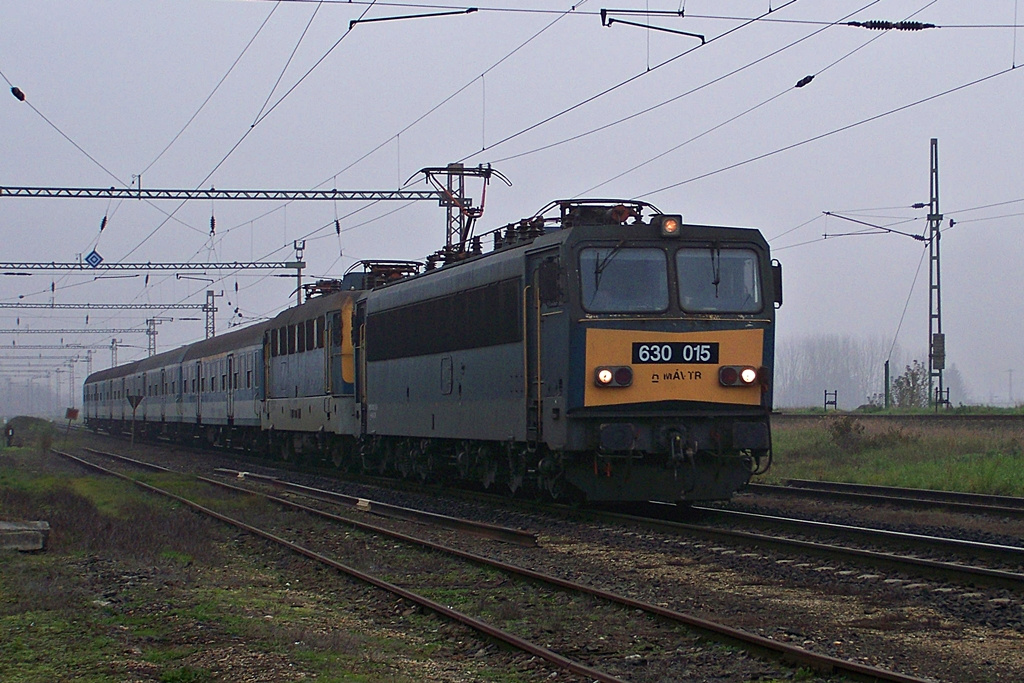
(2, 1, 1022, 408)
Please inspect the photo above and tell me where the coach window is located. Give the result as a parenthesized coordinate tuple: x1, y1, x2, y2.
(579, 246, 669, 313)
(271, 331, 279, 357)
(297, 321, 306, 353)
(287, 325, 296, 354)
(315, 316, 325, 349)
(676, 247, 762, 313)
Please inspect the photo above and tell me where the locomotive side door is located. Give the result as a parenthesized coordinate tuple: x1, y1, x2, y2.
(354, 300, 367, 435)
(525, 248, 567, 449)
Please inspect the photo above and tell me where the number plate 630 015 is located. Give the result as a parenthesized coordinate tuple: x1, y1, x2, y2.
(631, 342, 720, 364)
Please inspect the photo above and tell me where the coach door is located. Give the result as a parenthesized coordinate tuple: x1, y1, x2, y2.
(160, 369, 166, 421)
(226, 355, 235, 422)
(195, 361, 203, 423)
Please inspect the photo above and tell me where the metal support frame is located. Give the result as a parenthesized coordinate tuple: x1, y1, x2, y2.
(0, 260, 302, 272)
(203, 290, 222, 339)
(420, 164, 511, 253)
(0, 303, 205, 310)
(0, 186, 440, 202)
(146, 317, 173, 357)
(927, 138, 944, 407)
(0, 328, 144, 334)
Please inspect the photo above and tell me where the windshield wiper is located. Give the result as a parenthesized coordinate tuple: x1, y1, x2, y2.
(594, 240, 626, 291)
(710, 244, 721, 298)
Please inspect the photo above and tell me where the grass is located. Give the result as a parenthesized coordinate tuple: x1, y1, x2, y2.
(0, 441, 530, 682)
(766, 414, 1024, 495)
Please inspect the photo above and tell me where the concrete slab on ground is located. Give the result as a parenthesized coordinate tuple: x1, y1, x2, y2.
(0, 520, 50, 551)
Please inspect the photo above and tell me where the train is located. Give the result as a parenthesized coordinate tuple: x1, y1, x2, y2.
(84, 198, 782, 503)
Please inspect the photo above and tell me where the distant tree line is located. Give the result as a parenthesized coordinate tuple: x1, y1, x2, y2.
(774, 334, 969, 409)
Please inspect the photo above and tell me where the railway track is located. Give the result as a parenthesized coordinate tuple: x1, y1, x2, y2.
(570, 503, 1024, 593)
(744, 480, 1024, 519)
(53, 445, 936, 683)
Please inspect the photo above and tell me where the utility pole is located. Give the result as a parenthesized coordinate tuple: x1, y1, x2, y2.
(927, 138, 945, 407)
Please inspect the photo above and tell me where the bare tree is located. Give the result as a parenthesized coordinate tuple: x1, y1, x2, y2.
(775, 334, 918, 409)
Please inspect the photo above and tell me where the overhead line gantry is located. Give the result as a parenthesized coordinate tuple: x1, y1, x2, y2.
(0, 261, 302, 271)
(0, 186, 442, 202)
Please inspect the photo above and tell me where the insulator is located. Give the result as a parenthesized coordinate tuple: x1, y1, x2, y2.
(11, 86, 25, 101)
(795, 75, 814, 88)
(100, 216, 108, 231)
(209, 216, 216, 235)
(335, 219, 341, 235)
(847, 20, 936, 31)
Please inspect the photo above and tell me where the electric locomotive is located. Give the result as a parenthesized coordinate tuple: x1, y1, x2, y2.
(353, 199, 781, 502)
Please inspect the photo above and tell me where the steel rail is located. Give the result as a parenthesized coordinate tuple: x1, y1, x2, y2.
(212, 467, 538, 547)
(695, 507, 1024, 564)
(56, 448, 627, 683)
(746, 479, 1024, 519)
(785, 479, 1024, 508)
(72, 446, 932, 682)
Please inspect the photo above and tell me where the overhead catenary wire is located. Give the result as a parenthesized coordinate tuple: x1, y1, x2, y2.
(633, 64, 1020, 200)
(572, 0, 932, 196)
(458, 0, 800, 164)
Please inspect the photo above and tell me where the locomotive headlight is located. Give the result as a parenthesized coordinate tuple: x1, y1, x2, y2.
(653, 214, 683, 238)
(595, 366, 633, 387)
(719, 365, 758, 386)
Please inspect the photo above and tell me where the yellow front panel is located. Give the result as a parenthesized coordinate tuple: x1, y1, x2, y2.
(584, 328, 764, 407)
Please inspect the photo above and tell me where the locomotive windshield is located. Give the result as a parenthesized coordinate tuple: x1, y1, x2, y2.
(579, 247, 669, 313)
(676, 247, 762, 313)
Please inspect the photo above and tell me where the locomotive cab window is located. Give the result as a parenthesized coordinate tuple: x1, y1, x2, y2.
(579, 246, 669, 313)
(676, 247, 762, 313)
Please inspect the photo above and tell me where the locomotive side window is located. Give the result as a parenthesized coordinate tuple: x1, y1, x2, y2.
(676, 247, 762, 313)
(579, 247, 668, 313)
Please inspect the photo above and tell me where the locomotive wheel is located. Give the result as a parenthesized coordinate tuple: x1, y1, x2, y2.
(455, 442, 473, 480)
(395, 439, 414, 479)
(412, 439, 434, 482)
(477, 444, 498, 490)
(537, 454, 567, 501)
(506, 445, 527, 495)
(358, 437, 377, 473)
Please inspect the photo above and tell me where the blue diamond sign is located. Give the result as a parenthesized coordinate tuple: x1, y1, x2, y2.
(85, 250, 104, 268)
